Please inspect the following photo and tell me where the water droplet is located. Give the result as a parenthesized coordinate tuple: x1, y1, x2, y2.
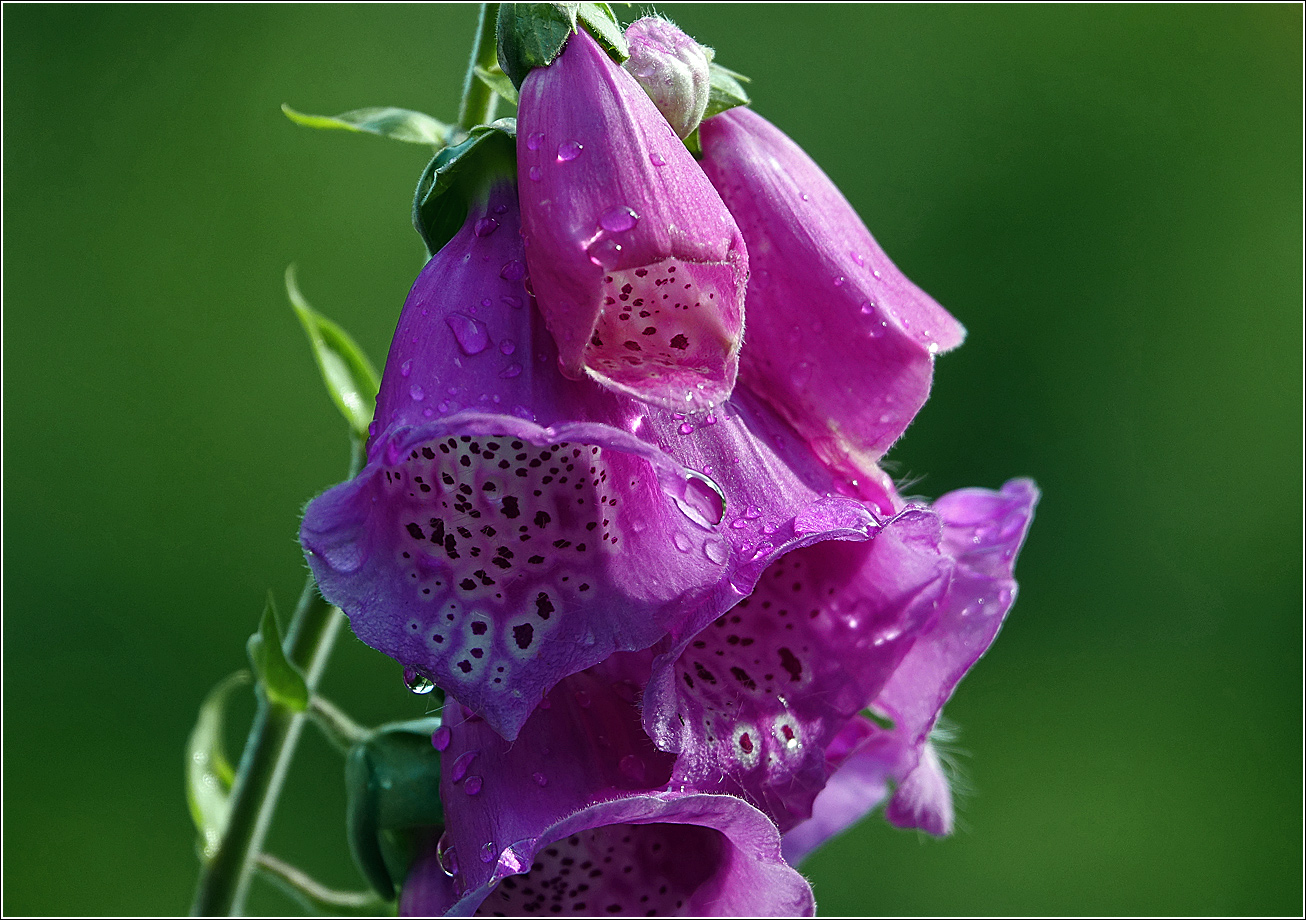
(618, 754, 646, 783)
(672, 532, 692, 553)
(480, 842, 496, 863)
(702, 414, 717, 427)
(450, 749, 478, 783)
(499, 339, 516, 356)
(704, 539, 729, 564)
(446, 313, 489, 355)
(501, 295, 523, 309)
(789, 362, 814, 388)
(744, 505, 761, 520)
(532, 771, 548, 787)
(498, 846, 528, 874)
(851, 251, 865, 266)
(927, 341, 940, 355)
(474, 217, 499, 237)
(872, 268, 882, 279)
(833, 275, 845, 287)
(526, 132, 544, 151)
(528, 165, 542, 181)
(404, 667, 435, 694)
(585, 237, 623, 269)
(464, 775, 483, 795)
(859, 300, 876, 316)
(649, 151, 666, 167)
(409, 384, 425, 401)
(678, 422, 694, 435)
(599, 205, 639, 233)
(436, 832, 459, 877)
(499, 362, 523, 379)
(556, 141, 583, 162)
(499, 259, 525, 281)
(669, 471, 726, 528)
(431, 725, 451, 751)
(574, 689, 592, 708)
(785, 735, 800, 751)
(400, 359, 413, 377)
(800, 192, 810, 201)
(730, 518, 747, 530)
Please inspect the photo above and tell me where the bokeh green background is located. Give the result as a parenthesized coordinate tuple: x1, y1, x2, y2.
(4, 4, 1300, 915)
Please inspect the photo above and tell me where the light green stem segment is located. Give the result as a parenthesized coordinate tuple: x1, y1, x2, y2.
(190, 442, 363, 915)
(457, 3, 502, 133)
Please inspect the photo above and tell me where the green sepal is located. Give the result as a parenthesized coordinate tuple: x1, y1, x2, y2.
(862, 707, 896, 732)
(247, 592, 310, 713)
(474, 64, 520, 106)
(496, 2, 628, 90)
(412, 118, 517, 256)
(186, 670, 252, 861)
(345, 718, 446, 901)
(286, 266, 382, 439)
(281, 103, 453, 149)
(703, 62, 751, 120)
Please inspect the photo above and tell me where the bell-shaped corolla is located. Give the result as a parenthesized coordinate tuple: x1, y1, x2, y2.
(699, 107, 966, 481)
(399, 653, 815, 917)
(517, 27, 747, 411)
(781, 479, 1039, 863)
(300, 180, 882, 741)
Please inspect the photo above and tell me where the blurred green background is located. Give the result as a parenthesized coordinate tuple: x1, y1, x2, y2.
(3, 4, 1300, 915)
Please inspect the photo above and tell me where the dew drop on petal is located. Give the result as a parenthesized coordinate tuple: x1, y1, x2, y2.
(557, 141, 583, 162)
(833, 275, 845, 287)
(672, 532, 692, 553)
(860, 300, 875, 316)
(574, 689, 592, 708)
(649, 151, 666, 166)
(450, 749, 478, 783)
(499, 339, 516, 356)
(668, 471, 726, 528)
(599, 205, 639, 233)
(404, 667, 435, 694)
(678, 422, 694, 435)
(499, 259, 525, 281)
(446, 313, 489, 355)
(409, 384, 425, 401)
(526, 131, 544, 151)
(499, 362, 522, 379)
(480, 842, 496, 863)
(532, 771, 548, 787)
(431, 725, 451, 751)
(704, 539, 729, 564)
(464, 775, 483, 795)
(400, 359, 413, 377)
(528, 165, 542, 181)
(474, 217, 499, 237)
(436, 832, 459, 877)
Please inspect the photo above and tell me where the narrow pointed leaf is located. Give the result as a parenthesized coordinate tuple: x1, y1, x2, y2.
(286, 266, 381, 439)
(474, 64, 520, 105)
(185, 670, 252, 860)
(281, 103, 452, 148)
(247, 592, 310, 713)
(703, 62, 751, 119)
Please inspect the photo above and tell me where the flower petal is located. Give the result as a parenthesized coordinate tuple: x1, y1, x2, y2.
(782, 478, 1038, 857)
(302, 182, 877, 740)
(644, 507, 951, 831)
(518, 27, 747, 410)
(699, 107, 965, 473)
(400, 655, 814, 917)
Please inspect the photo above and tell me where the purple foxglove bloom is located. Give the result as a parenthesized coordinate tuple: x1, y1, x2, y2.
(300, 180, 883, 741)
(517, 27, 748, 411)
(641, 504, 954, 832)
(699, 107, 967, 479)
(400, 653, 815, 917)
(621, 17, 711, 139)
(782, 478, 1039, 863)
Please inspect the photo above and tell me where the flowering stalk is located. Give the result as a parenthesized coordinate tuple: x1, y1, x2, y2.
(457, 4, 501, 134)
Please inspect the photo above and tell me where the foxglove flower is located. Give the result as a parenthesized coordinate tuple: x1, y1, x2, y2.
(783, 479, 1039, 863)
(400, 653, 814, 917)
(301, 179, 892, 741)
(699, 107, 966, 480)
(517, 26, 747, 410)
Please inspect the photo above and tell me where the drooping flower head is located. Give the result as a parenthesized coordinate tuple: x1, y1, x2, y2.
(400, 653, 815, 917)
(699, 107, 966, 483)
(302, 178, 894, 741)
(516, 26, 747, 411)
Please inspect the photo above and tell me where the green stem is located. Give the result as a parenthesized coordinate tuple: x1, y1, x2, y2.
(191, 441, 364, 916)
(456, 3, 502, 133)
(255, 853, 389, 916)
(308, 696, 369, 755)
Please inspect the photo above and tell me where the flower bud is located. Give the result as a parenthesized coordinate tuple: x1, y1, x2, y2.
(621, 17, 711, 139)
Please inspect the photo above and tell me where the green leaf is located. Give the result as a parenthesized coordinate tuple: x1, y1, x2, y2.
(247, 592, 309, 713)
(703, 62, 751, 120)
(412, 119, 517, 256)
(496, 2, 627, 89)
(345, 719, 446, 900)
(186, 670, 252, 861)
(281, 103, 452, 148)
(286, 266, 381, 439)
(474, 64, 520, 106)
